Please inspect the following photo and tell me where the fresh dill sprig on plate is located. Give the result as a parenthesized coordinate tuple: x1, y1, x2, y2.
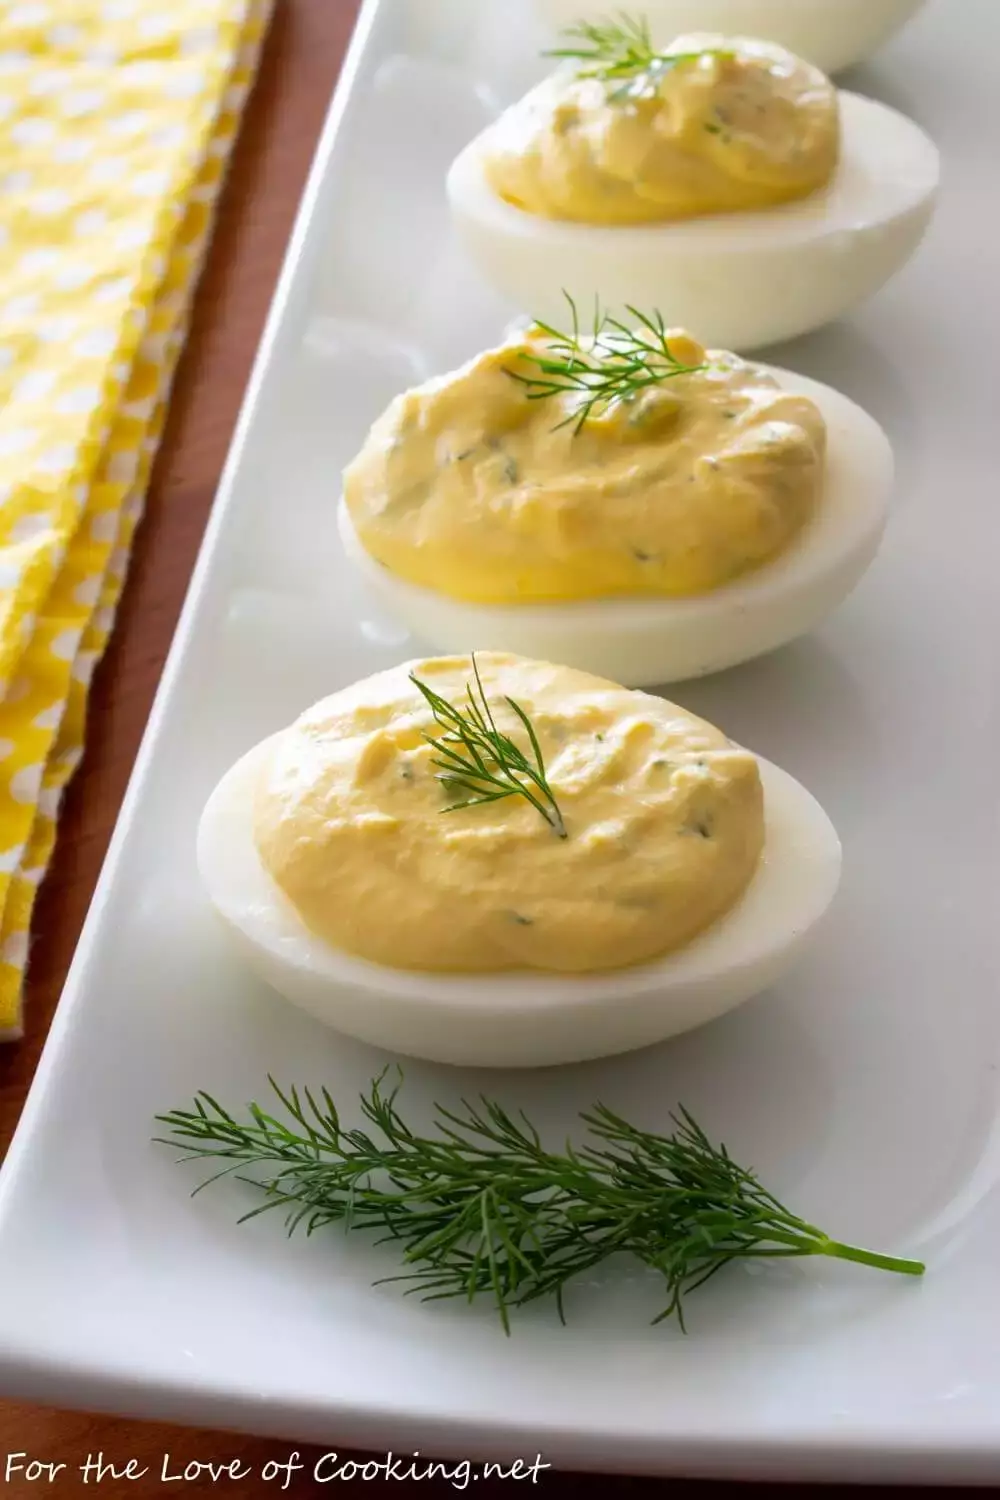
(156, 1071, 925, 1335)
(409, 653, 566, 838)
(508, 294, 706, 433)
(546, 14, 733, 100)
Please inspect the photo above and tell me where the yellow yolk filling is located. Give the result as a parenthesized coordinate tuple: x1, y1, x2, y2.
(342, 332, 825, 605)
(483, 34, 839, 225)
(253, 654, 765, 974)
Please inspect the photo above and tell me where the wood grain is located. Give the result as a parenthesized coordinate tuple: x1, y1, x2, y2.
(0, 3, 965, 1494)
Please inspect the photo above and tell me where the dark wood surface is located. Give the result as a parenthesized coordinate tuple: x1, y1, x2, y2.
(0, 2, 972, 1493)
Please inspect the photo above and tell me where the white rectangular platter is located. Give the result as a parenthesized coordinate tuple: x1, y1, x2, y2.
(1, 0, 999, 1482)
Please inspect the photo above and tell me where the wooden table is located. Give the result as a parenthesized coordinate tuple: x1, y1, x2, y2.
(0, 4, 964, 1493)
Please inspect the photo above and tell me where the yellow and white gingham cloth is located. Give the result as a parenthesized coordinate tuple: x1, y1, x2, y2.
(0, 0, 271, 1037)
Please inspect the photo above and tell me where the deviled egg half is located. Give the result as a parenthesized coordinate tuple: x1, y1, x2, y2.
(199, 654, 841, 1068)
(338, 316, 892, 687)
(447, 27, 938, 349)
(537, 1, 926, 77)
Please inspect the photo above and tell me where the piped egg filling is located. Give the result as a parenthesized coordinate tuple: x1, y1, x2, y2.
(484, 32, 840, 226)
(342, 326, 826, 606)
(252, 654, 765, 974)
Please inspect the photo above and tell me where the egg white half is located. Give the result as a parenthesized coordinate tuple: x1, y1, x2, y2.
(198, 737, 841, 1069)
(339, 366, 892, 689)
(447, 91, 939, 351)
(537, 0, 926, 76)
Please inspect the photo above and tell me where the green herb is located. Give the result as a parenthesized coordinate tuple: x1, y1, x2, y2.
(547, 13, 733, 101)
(509, 294, 705, 434)
(156, 1072, 925, 1335)
(547, 11, 656, 77)
(409, 654, 566, 838)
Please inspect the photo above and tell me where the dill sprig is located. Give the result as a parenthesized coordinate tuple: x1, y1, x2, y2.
(156, 1071, 925, 1334)
(409, 654, 566, 838)
(508, 294, 706, 433)
(546, 13, 733, 101)
(547, 12, 657, 78)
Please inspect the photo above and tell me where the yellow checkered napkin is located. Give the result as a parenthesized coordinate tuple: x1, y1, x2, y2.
(0, 0, 272, 1037)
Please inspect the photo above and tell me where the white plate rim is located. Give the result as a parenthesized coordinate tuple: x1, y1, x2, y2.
(0, 0, 997, 1483)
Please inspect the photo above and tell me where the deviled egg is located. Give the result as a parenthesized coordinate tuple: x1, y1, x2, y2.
(447, 29, 939, 349)
(338, 317, 892, 687)
(198, 654, 841, 1068)
(537, 1, 926, 77)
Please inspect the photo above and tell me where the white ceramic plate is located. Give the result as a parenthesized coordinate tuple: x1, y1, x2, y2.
(1, 0, 999, 1482)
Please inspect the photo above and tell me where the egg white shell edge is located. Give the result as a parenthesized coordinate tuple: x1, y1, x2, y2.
(338, 366, 892, 688)
(197, 736, 842, 1069)
(535, 0, 927, 77)
(446, 91, 940, 350)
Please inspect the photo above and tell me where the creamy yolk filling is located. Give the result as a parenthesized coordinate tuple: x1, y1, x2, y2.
(342, 331, 826, 604)
(483, 34, 839, 225)
(253, 654, 765, 974)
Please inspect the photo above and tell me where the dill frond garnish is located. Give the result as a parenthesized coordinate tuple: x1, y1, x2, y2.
(508, 294, 706, 433)
(546, 14, 734, 101)
(410, 654, 566, 838)
(157, 1071, 926, 1334)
